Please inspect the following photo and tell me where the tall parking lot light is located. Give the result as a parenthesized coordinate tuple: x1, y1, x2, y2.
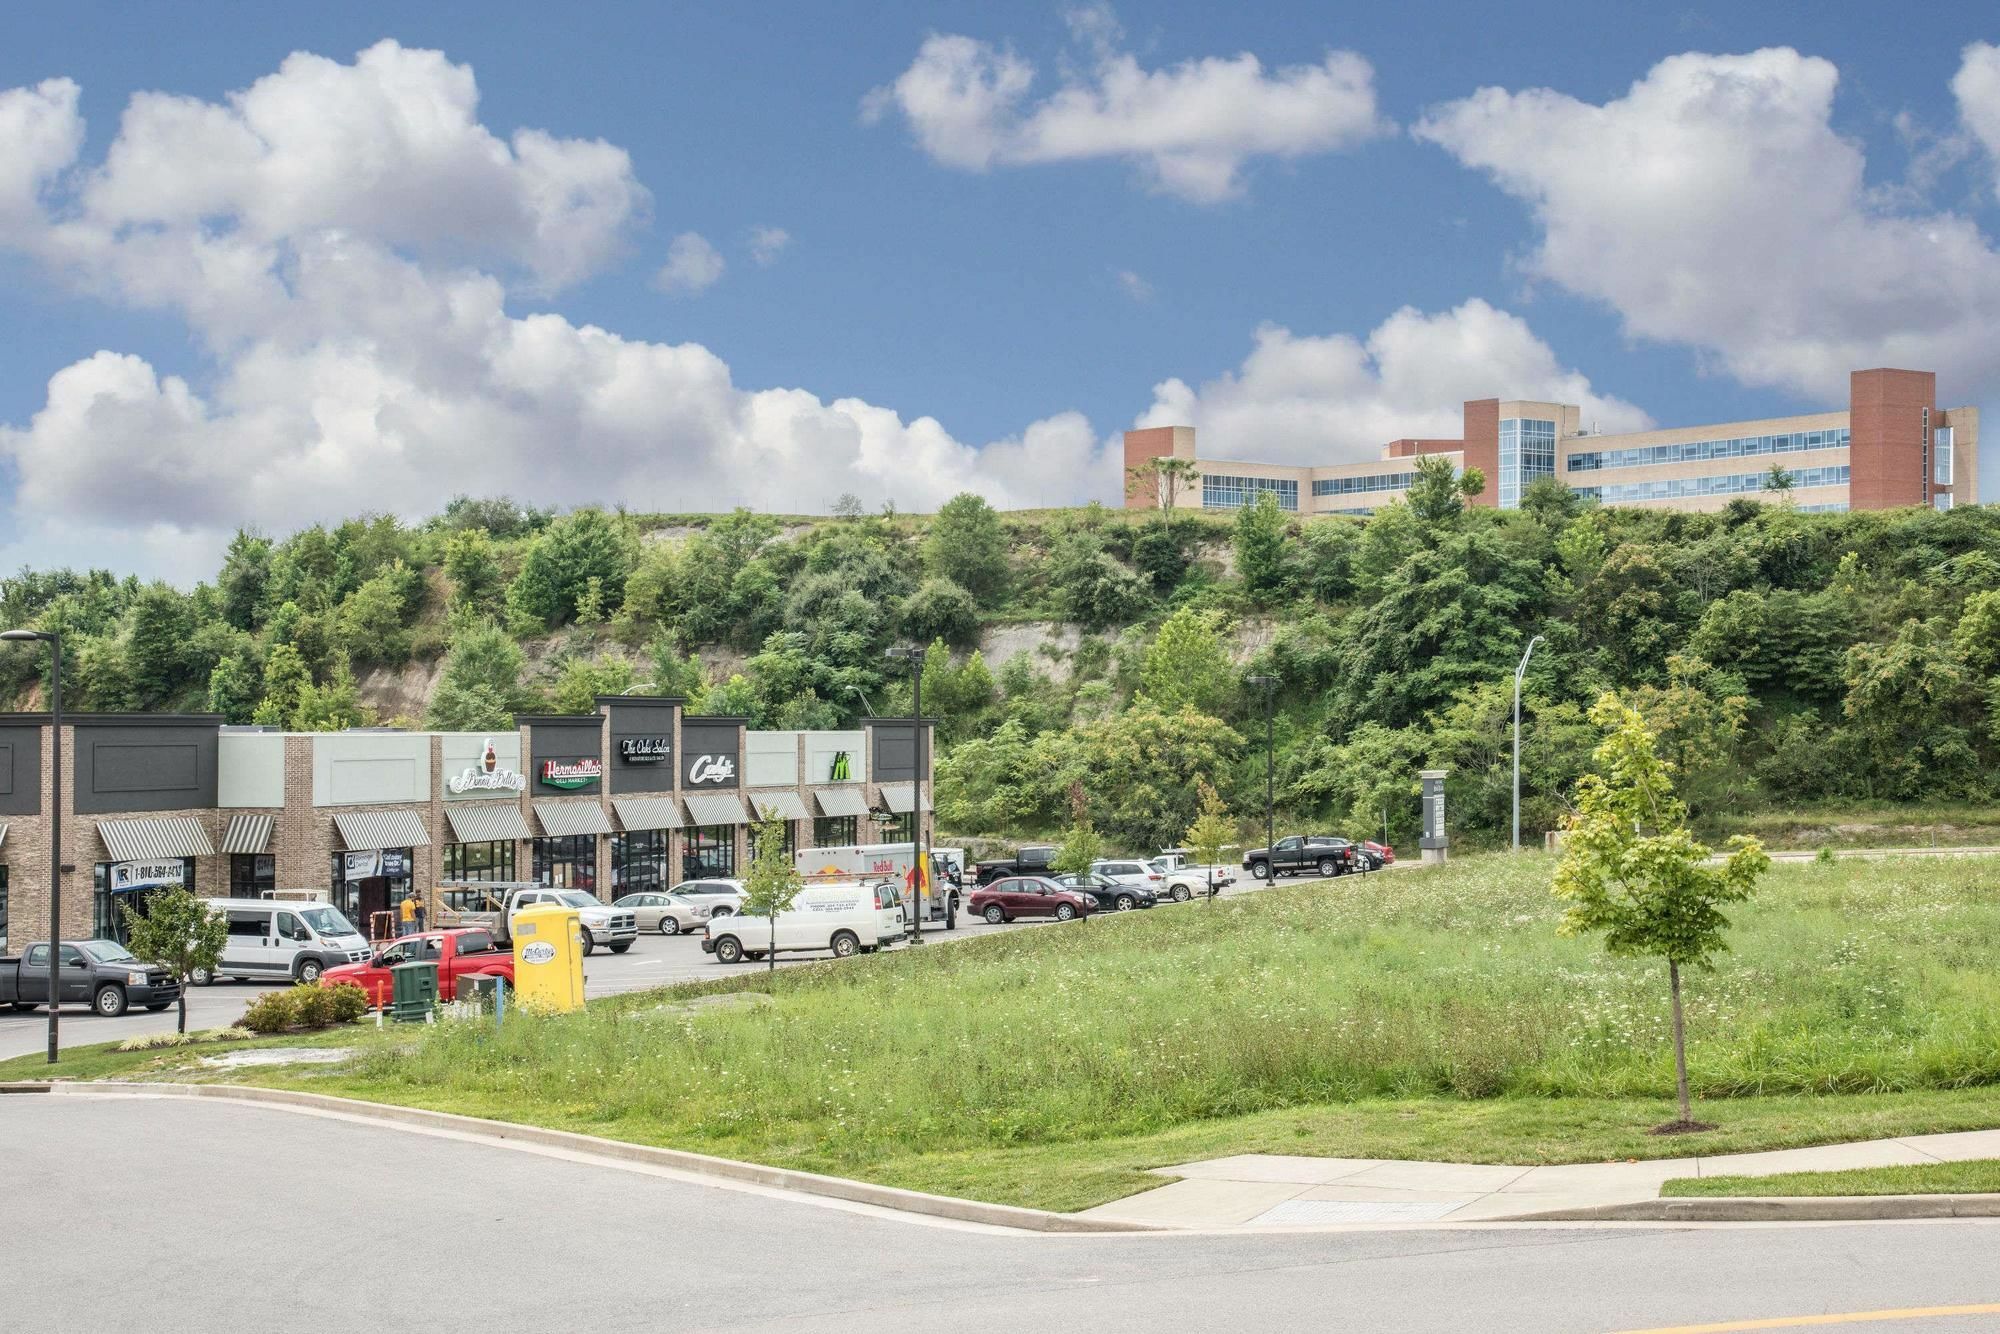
(1246, 674, 1277, 881)
(1512, 635, 1545, 853)
(2, 628, 62, 1063)
(885, 646, 925, 945)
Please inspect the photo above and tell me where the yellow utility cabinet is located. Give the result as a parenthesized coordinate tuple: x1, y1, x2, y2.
(511, 904, 585, 1012)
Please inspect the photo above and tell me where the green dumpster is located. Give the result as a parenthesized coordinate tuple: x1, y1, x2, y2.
(390, 960, 439, 1024)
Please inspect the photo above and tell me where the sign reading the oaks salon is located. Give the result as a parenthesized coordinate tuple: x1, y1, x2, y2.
(618, 737, 671, 764)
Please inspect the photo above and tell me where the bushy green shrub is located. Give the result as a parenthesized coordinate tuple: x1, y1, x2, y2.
(239, 983, 367, 1033)
(239, 988, 300, 1033)
(327, 983, 369, 1023)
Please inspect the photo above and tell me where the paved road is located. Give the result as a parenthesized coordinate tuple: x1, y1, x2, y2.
(3, 1095, 1995, 1333)
(0, 867, 1370, 1061)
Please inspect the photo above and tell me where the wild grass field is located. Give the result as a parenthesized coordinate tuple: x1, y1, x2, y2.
(80, 851, 2000, 1209)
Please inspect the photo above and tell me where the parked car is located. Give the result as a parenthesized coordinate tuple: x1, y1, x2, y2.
(1241, 835, 1358, 880)
(1053, 873, 1156, 911)
(320, 928, 514, 1008)
(972, 844, 1057, 886)
(1088, 858, 1166, 892)
(1362, 840, 1396, 867)
(195, 898, 370, 985)
(1147, 849, 1192, 876)
(612, 891, 709, 935)
(1159, 866, 1232, 902)
(437, 884, 639, 955)
(669, 879, 747, 918)
(967, 876, 1096, 924)
(0, 940, 179, 1017)
(701, 882, 904, 963)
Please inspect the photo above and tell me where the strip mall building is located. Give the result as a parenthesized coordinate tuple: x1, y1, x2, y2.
(0, 696, 932, 946)
(1126, 368, 1978, 516)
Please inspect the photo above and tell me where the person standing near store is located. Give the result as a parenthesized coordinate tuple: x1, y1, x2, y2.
(398, 889, 418, 937)
(412, 891, 426, 935)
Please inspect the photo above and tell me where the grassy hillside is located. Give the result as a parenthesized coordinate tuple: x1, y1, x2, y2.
(3, 489, 1999, 851)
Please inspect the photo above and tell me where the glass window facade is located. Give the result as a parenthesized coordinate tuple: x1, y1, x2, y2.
(533, 835, 598, 893)
(329, 849, 414, 935)
(94, 858, 197, 941)
(1577, 464, 1849, 506)
(682, 826, 737, 879)
(443, 840, 516, 882)
(813, 815, 857, 848)
(611, 829, 673, 896)
(1310, 470, 1420, 498)
(1934, 427, 1954, 486)
(1201, 474, 1298, 511)
(1934, 493, 1954, 512)
(1498, 418, 1557, 509)
(1568, 427, 1850, 473)
(875, 811, 915, 844)
(229, 853, 275, 897)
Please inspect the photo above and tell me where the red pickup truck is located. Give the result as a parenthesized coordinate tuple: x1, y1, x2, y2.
(320, 928, 514, 1008)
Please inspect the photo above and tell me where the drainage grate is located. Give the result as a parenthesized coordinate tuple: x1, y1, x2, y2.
(1250, 1199, 1471, 1224)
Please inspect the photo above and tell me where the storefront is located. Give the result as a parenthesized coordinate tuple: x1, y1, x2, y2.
(681, 823, 736, 879)
(222, 813, 278, 896)
(329, 807, 429, 938)
(610, 794, 680, 897)
(93, 856, 198, 941)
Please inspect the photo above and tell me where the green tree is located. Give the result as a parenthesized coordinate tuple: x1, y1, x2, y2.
(1031, 701, 1243, 850)
(290, 653, 369, 732)
(426, 620, 529, 731)
(1050, 785, 1105, 878)
(127, 582, 193, 706)
(1140, 607, 1232, 715)
(900, 577, 981, 647)
(935, 716, 1034, 832)
(1842, 618, 1982, 799)
(1553, 694, 1771, 1129)
(1126, 454, 1201, 511)
(443, 528, 504, 619)
(507, 508, 632, 629)
(1404, 453, 1485, 527)
(1232, 491, 1290, 598)
(1952, 589, 2000, 678)
(217, 530, 272, 630)
(741, 810, 805, 971)
(206, 652, 262, 724)
(1131, 518, 1194, 592)
(119, 886, 226, 1033)
(552, 655, 636, 714)
(923, 492, 1010, 605)
(1763, 463, 1795, 493)
(252, 643, 310, 727)
(1182, 779, 1234, 902)
(335, 562, 417, 664)
(1621, 655, 1752, 818)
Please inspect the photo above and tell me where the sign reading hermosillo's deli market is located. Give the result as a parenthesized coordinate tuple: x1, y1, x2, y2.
(539, 758, 603, 790)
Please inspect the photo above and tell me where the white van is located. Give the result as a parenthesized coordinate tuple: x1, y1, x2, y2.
(195, 898, 372, 985)
(700, 881, 904, 964)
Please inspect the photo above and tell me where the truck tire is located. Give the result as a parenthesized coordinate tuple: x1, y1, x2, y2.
(191, 967, 215, 986)
(580, 928, 596, 958)
(1318, 857, 1338, 877)
(295, 957, 324, 984)
(713, 936, 744, 964)
(983, 904, 1006, 925)
(1249, 860, 1271, 880)
(831, 931, 860, 958)
(609, 941, 632, 954)
(11, 1001, 37, 1012)
(94, 985, 129, 1018)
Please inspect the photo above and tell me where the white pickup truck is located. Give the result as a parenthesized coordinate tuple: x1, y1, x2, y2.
(1158, 866, 1234, 903)
(437, 883, 639, 956)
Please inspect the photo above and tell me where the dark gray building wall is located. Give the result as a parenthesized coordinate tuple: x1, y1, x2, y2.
(604, 698, 680, 795)
(679, 719, 743, 790)
(72, 716, 221, 815)
(521, 717, 604, 796)
(0, 720, 42, 816)
(867, 719, 923, 783)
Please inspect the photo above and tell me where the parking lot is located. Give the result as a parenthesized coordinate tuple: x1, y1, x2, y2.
(0, 863, 1391, 1062)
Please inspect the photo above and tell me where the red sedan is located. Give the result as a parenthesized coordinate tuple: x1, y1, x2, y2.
(967, 876, 1096, 924)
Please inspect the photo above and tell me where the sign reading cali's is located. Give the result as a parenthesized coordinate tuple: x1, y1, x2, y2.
(448, 737, 528, 794)
(619, 737, 671, 763)
(540, 757, 603, 790)
(686, 754, 736, 785)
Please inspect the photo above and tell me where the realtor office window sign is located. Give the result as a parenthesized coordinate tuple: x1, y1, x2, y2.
(540, 757, 603, 791)
(109, 859, 187, 893)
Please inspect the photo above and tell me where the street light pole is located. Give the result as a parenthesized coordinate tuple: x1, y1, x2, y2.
(1512, 634, 1545, 853)
(1246, 674, 1277, 884)
(2, 628, 61, 1063)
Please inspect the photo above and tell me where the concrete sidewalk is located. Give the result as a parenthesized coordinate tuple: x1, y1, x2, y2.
(1078, 1128, 2000, 1227)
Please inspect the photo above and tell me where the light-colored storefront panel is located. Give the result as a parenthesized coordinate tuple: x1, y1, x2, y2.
(803, 731, 865, 786)
(745, 731, 799, 788)
(313, 734, 432, 806)
(441, 732, 527, 801)
(217, 732, 285, 808)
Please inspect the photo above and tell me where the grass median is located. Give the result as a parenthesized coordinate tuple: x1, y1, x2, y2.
(24, 851, 2000, 1212)
(1662, 1160, 2000, 1198)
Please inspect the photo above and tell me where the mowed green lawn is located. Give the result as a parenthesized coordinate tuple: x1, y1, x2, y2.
(1663, 1160, 2000, 1197)
(55, 851, 2000, 1211)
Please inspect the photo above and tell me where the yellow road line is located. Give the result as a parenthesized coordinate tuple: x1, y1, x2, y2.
(1611, 1304, 2000, 1333)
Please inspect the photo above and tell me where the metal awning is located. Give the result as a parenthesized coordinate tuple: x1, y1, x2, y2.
(331, 808, 432, 851)
(812, 787, 870, 818)
(877, 783, 933, 814)
(744, 791, 810, 822)
(0, 823, 7, 852)
(220, 814, 274, 855)
(532, 799, 613, 838)
(684, 792, 751, 826)
(445, 803, 532, 844)
(98, 816, 215, 861)
(613, 797, 682, 831)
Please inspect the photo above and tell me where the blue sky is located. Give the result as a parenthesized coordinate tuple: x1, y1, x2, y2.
(1, 1, 1996, 578)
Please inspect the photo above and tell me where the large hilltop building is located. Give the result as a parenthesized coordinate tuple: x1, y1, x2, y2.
(1125, 368, 1977, 517)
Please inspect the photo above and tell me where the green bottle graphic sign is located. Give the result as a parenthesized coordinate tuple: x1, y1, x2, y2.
(829, 750, 851, 781)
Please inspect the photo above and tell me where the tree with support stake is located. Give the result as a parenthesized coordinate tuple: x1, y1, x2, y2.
(1553, 694, 1770, 1132)
(119, 887, 226, 1035)
(743, 809, 804, 974)
(1182, 780, 1232, 908)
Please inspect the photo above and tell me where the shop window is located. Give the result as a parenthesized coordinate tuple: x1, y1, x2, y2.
(329, 848, 414, 941)
(813, 816, 857, 848)
(443, 840, 517, 883)
(533, 834, 598, 893)
(781, 821, 798, 861)
(682, 826, 737, 880)
(94, 859, 196, 942)
(874, 811, 915, 845)
(230, 854, 275, 897)
(611, 829, 672, 897)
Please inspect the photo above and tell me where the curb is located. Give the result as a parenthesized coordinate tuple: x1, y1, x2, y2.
(6, 1080, 1155, 1234)
(1507, 1194, 2000, 1222)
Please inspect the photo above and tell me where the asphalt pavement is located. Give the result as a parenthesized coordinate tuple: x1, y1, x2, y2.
(0, 865, 1368, 1061)
(3, 1094, 1995, 1333)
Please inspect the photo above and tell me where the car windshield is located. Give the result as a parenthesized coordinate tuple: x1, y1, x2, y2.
(555, 891, 599, 908)
(83, 940, 136, 962)
(299, 906, 357, 937)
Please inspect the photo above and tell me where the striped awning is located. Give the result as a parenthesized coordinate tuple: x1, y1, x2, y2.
(613, 797, 682, 831)
(0, 823, 8, 851)
(98, 816, 215, 862)
(331, 808, 432, 851)
(684, 792, 752, 826)
(445, 803, 532, 843)
(744, 791, 810, 822)
(878, 783, 933, 814)
(220, 814, 274, 855)
(532, 799, 613, 838)
(812, 787, 870, 818)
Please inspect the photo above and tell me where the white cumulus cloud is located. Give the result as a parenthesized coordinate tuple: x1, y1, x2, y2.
(1138, 299, 1650, 464)
(1956, 41, 2000, 198)
(1414, 47, 2000, 401)
(655, 230, 725, 294)
(865, 18, 1388, 202)
(748, 225, 791, 266)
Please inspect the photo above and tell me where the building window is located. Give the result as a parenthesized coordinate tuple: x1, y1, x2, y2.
(532, 835, 597, 893)
(1934, 493, 1954, 512)
(1567, 427, 1850, 474)
(610, 829, 672, 896)
(1201, 474, 1298, 511)
(329, 849, 414, 938)
(93, 858, 196, 942)
(1311, 470, 1421, 498)
(814, 815, 857, 848)
(682, 826, 737, 880)
(874, 811, 914, 844)
(443, 840, 517, 883)
(1935, 427, 1954, 486)
(229, 854, 275, 897)
(1591, 464, 1849, 506)
(1499, 418, 1557, 509)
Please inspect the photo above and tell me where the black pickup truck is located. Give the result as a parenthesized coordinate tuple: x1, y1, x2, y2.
(0, 940, 180, 1017)
(973, 844, 1058, 886)
(1241, 835, 1363, 881)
